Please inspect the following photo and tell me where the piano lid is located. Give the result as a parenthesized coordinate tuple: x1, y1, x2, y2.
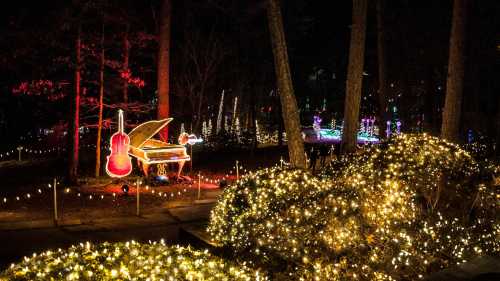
(128, 118, 173, 148)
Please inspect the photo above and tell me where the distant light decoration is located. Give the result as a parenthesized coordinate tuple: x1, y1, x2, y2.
(202, 119, 213, 141)
(303, 116, 379, 144)
(467, 129, 474, 144)
(386, 120, 392, 138)
(232, 97, 239, 132)
(362, 116, 376, 136)
(303, 127, 380, 144)
(216, 90, 225, 134)
(208, 119, 213, 136)
(330, 118, 336, 130)
(224, 115, 230, 132)
(0, 241, 268, 280)
(105, 109, 132, 178)
(232, 117, 242, 142)
(255, 120, 262, 143)
(313, 114, 322, 138)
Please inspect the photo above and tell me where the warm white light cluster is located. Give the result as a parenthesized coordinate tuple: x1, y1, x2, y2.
(0, 241, 268, 281)
(253, 120, 286, 145)
(208, 134, 499, 280)
(209, 168, 333, 261)
(1, 184, 189, 207)
(0, 146, 64, 160)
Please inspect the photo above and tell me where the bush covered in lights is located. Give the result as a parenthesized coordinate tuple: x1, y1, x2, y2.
(208, 168, 334, 264)
(0, 241, 268, 281)
(208, 134, 499, 280)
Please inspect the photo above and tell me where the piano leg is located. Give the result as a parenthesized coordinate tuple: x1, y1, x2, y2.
(177, 160, 186, 179)
(143, 163, 150, 176)
(137, 159, 149, 177)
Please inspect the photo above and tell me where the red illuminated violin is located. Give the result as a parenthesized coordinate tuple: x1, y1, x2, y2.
(106, 109, 132, 177)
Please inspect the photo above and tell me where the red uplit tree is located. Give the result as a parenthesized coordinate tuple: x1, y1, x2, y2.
(12, 80, 68, 101)
(68, 24, 82, 183)
(157, 0, 172, 141)
(95, 19, 105, 178)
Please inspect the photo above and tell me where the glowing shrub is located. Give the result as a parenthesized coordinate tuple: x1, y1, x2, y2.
(208, 168, 337, 264)
(208, 134, 499, 280)
(0, 241, 268, 281)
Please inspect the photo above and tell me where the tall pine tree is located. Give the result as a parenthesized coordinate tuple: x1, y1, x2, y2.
(342, 0, 368, 154)
(157, 0, 172, 141)
(441, 0, 468, 142)
(266, 0, 306, 168)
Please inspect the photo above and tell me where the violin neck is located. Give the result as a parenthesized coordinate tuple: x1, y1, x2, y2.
(118, 109, 124, 134)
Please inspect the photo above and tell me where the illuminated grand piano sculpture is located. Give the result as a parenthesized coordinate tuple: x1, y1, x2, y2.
(128, 118, 190, 178)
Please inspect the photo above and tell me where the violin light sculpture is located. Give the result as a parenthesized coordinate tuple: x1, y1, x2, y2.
(106, 109, 132, 178)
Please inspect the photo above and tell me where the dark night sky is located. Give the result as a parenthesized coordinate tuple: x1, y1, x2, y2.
(0, 0, 499, 144)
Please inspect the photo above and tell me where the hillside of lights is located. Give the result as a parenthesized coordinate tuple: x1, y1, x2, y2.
(0, 241, 267, 281)
(208, 134, 499, 280)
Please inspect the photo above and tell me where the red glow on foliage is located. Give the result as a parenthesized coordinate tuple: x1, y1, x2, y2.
(12, 80, 68, 101)
(81, 96, 99, 106)
(120, 69, 145, 88)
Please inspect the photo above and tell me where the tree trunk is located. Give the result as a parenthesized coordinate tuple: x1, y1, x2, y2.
(69, 25, 81, 183)
(277, 99, 284, 147)
(123, 24, 130, 104)
(496, 96, 500, 156)
(267, 0, 306, 168)
(441, 0, 467, 143)
(95, 23, 105, 178)
(342, 0, 368, 154)
(376, 0, 388, 129)
(157, 0, 171, 141)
